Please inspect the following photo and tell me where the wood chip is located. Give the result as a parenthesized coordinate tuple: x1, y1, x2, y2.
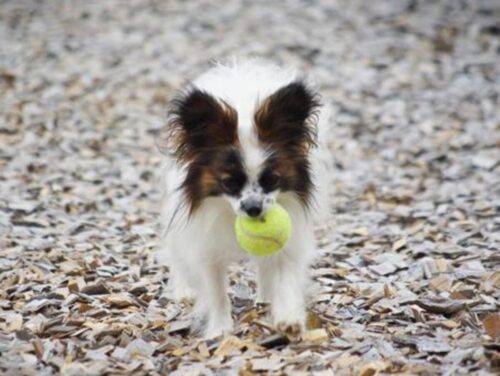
(482, 313, 500, 339)
(429, 275, 453, 292)
(359, 360, 389, 376)
(104, 294, 135, 308)
(81, 283, 110, 295)
(213, 336, 245, 357)
(369, 262, 397, 276)
(302, 328, 329, 343)
(415, 298, 467, 315)
(259, 334, 290, 349)
(0, 1, 496, 374)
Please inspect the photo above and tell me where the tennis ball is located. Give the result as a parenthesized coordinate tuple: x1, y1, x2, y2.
(235, 203, 292, 256)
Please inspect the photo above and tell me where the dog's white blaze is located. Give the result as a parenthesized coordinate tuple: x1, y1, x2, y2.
(239, 130, 266, 180)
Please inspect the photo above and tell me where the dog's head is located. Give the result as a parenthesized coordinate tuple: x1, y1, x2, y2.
(161, 81, 320, 218)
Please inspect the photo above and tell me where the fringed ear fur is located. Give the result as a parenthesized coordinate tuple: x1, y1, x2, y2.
(254, 81, 321, 154)
(159, 88, 238, 161)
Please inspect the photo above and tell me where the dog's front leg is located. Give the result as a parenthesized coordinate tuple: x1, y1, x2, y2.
(194, 260, 233, 338)
(256, 241, 312, 337)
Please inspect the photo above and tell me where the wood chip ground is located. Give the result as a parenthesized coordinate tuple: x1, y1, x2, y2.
(0, 0, 498, 374)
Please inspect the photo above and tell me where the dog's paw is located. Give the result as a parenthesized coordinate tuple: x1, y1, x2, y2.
(273, 309, 305, 340)
(276, 321, 303, 340)
(172, 285, 196, 302)
(204, 317, 234, 339)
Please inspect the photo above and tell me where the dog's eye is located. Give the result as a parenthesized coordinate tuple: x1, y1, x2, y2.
(220, 174, 245, 195)
(259, 171, 281, 192)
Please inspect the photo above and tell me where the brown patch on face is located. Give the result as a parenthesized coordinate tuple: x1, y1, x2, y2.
(254, 81, 320, 155)
(182, 148, 247, 214)
(159, 88, 239, 162)
(200, 169, 218, 196)
(259, 151, 314, 207)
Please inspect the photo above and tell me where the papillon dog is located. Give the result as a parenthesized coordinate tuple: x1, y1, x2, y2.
(157, 59, 331, 338)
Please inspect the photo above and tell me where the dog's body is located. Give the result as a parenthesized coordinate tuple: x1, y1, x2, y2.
(157, 59, 331, 338)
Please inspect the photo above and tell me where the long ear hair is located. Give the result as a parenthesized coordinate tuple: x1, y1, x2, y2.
(158, 88, 238, 162)
(254, 81, 321, 154)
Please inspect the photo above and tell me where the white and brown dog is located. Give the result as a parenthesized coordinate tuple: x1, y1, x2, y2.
(157, 59, 331, 338)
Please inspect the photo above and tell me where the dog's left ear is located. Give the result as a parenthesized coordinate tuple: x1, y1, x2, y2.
(255, 81, 320, 153)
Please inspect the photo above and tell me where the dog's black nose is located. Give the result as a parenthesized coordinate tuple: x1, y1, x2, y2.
(241, 199, 262, 217)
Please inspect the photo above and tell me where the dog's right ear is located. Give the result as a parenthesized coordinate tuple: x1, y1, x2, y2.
(158, 88, 238, 161)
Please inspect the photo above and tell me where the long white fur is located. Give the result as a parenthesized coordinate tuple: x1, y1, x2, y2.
(157, 59, 332, 338)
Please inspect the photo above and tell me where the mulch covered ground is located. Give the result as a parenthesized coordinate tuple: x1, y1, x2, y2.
(0, 0, 498, 374)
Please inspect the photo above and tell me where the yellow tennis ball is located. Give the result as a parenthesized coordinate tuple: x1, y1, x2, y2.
(235, 204, 292, 256)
